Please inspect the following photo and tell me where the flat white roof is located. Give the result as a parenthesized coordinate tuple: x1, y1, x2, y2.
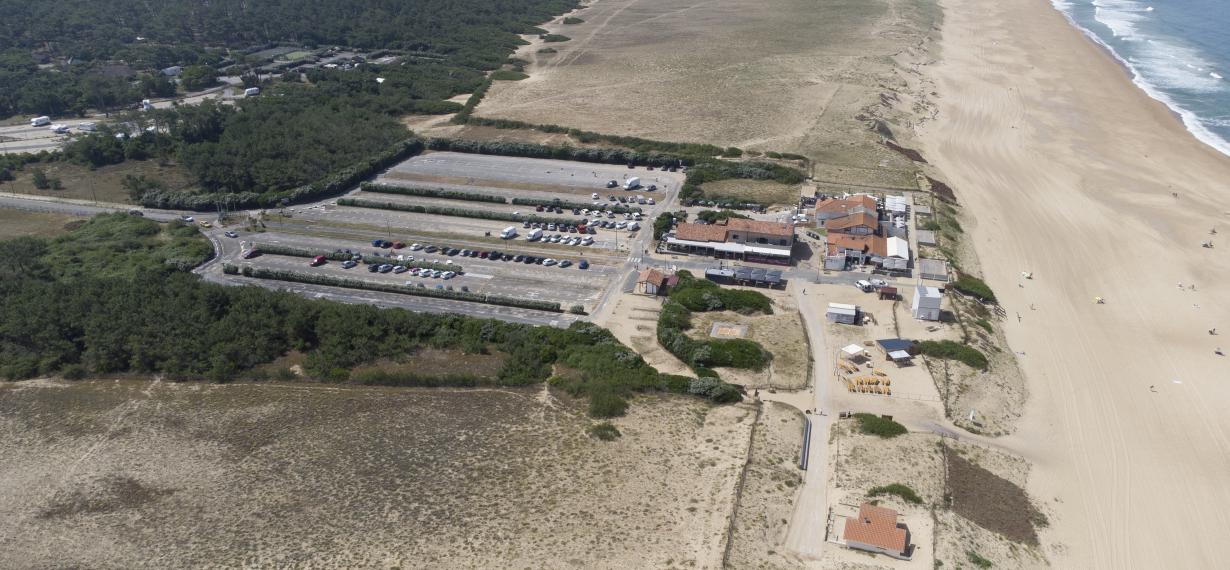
(888, 350, 912, 360)
(829, 303, 859, 311)
(842, 344, 865, 355)
(828, 307, 858, 317)
(886, 236, 910, 259)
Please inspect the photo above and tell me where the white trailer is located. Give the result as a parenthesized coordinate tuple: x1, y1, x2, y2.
(500, 226, 518, 239)
(77, 122, 97, 132)
(244, 87, 261, 97)
(30, 116, 51, 127)
(624, 176, 641, 190)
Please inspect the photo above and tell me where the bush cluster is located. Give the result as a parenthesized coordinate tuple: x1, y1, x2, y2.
(427, 137, 692, 167)
(853, 413, 908, 438)
(588, 422, 621, 440)
(951, 274, 996, 303)
(916, 340, 989, 370)
(868, 483, 924, 505)
(655, 272, 771, 372)
(360, 183, 508, 203)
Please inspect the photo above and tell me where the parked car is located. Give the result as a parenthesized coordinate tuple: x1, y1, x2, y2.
(179, 215, 194, 222)
(648, 184, 658, 192)
(128, 209, 144, 217)
(410, 243, 423, 251)
(579, 260, 590, 269)
(224, 231, 238, 238)
(558, 260, 572, 268)
(368, 264, 380, 272)
(310, 255, 327, 267)
(424, 245, 438, 253)
(514, 254, 526, 262)
(393, 265, 408, 274)
(341, 260, 358, 269)
(442, 271, 456, 280)
(542, 258, 557, 266)
(606, 180, 618, 188)
(392, 241, 405, 249)
(536, 205, 545, 212)
(198, 220, 212, 228)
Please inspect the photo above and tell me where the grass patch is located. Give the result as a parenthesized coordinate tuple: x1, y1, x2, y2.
(537, 47, 558, 54)
(916, 340, 988, 370)
(868, 483, 923, 504)
(696, 179, 799, 206)
(853, 413, 907, 438)
(562, 16, 584, 24)
(542, 34, 571, 42)
(588, 421, 621, 441)
(974, 318, 993, 333)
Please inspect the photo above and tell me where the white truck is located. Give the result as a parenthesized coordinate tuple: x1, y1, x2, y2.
(624, 176, 641, 190)
(30, 116, 51, 127)
(500, 226, 518, 239)
(244, 87, 261, 97)
(526, 228, 543, 241)
(77, 122, 97, 132)
(627, 221, 640, 231)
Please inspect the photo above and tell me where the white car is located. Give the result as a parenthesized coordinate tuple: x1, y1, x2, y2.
(542, 258, 557, 266)
(410, 243, 423, 250)
(616, 221, 628, 229)
(591, 193, 599, 199)
(442, 271, 456, 279)
(582, 237, 594, 245)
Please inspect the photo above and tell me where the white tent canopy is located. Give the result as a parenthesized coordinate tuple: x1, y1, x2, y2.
(888, 350, 913, 362)
(841, 344, 866, 360)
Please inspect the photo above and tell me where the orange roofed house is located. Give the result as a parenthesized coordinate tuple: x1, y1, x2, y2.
(815, 195, 878, 226)
(842, 503, 913, 560)
(664, 218, 794, 265)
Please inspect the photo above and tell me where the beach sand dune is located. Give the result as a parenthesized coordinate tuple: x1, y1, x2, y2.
(919, 0, 1230, 567)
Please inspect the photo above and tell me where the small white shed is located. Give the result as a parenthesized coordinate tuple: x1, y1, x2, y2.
(827, 303, 860, 325)
(911, 285, 943, 321)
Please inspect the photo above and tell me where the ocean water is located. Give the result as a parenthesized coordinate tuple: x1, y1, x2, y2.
(1051, 0, 1230, 156)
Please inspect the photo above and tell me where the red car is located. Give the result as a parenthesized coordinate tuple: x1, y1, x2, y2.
(392, 241, 405, 249)
(310, 255, 327, 267)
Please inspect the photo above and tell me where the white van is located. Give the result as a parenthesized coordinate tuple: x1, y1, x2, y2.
(500, 226, 518, 239)
(526, 228, 543, 241)
(624, 176, 641, 190)
(30, 116, 51, 127)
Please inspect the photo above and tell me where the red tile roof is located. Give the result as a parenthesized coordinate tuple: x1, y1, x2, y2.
(826, 234, 886, 257)
(726, 218, 794, 237)
(843, 503, 908, 553)
(638, 268, 667, 286)
(816, 195, 877, 216)
(826, 212, 879, 233)
(674, 223, 729, 243)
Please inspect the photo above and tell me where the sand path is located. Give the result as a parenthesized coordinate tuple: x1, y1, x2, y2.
(918, 0, 1230, 567)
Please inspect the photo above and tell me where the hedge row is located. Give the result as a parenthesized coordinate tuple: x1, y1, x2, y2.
(350, 369, 489, 387)
(360, 183, 507, 204)
(426, 137, 693, 167)
(457, 117, 725, 159)
(222, 265, 561, 312)
(252, 243, 458, 272)
(451, 77, 493, 124)
(141, 138, 426, 211)
(337, 197, 575, 226)
(656, 300, 769, 371)
(510, 197, 640, 214)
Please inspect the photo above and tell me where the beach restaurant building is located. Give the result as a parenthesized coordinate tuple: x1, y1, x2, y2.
(664, 218, 795, 265)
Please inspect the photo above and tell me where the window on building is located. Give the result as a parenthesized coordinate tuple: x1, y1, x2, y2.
(757, 237, 768, 244)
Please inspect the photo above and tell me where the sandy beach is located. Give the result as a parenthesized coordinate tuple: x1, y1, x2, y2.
(918, 0, 1230, 567)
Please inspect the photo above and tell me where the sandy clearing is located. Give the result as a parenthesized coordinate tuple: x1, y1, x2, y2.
(917, 0, 1230, 567)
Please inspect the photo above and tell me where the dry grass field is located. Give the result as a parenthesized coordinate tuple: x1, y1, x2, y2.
(0, 379, 757, 569)
(699, 179, 802, 206)
(725, 401, 806, 569)
(478, 0, 939, 187)
(688, 307, 811, 390)
(0, 209, 82, 239)
(2, 160, 195, 204)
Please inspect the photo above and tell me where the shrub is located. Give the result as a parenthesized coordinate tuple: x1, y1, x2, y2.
(974, 318, 993, 333)
(588, 422, 621, 441)
(31, 168, 50, 189)
(542, 34, 571, 42)
(490, 70, 529, 81)
(916, 340, 989, 370)
(60, 364, 88, 380)
(537, 47, 558, 54)
(868, 483, 923, 505)
(922, 220, 942, 231)
(569, 304, 586, 315)
(588, 388, 629, 418)
(562, 16, 584, 24)
(952, 274, 996, 303)
(966, 550, 993, 569)
(853, 413, 907, 438)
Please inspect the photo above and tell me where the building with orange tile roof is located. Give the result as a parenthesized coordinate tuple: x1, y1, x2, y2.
(815, 195, 877, 222)
(664, 217, 794, 265)
(842, 503, 913, 560)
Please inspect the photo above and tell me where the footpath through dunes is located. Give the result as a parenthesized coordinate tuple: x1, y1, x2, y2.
(917, 0, 1230, 568)
(479, 0, 939, 185)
